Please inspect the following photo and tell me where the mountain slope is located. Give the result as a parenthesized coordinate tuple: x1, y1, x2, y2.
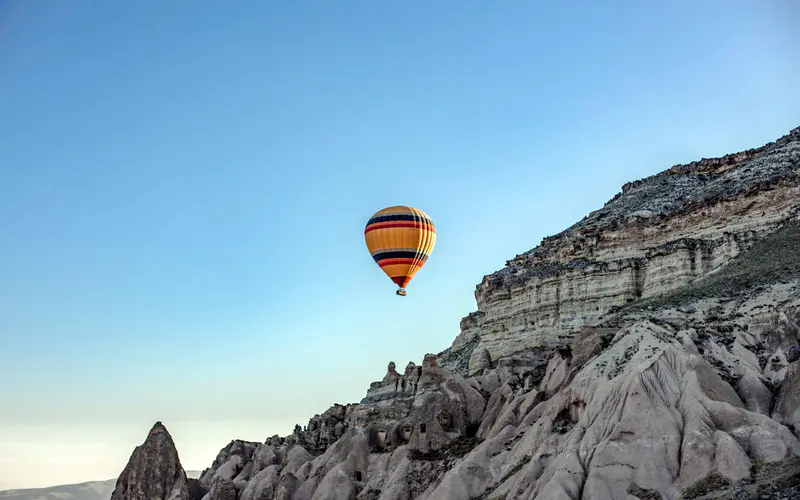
(447, 126, 800, 376)
(111, 126, 800, 499)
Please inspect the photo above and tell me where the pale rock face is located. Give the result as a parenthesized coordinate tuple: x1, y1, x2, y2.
(453, 128, 800, 375)
(773, 360, 800, 434)
(196, 441, 314, 500)
(422, 283, 800, 500)
(294, 403, 355, 454)
(239, 465, 280, 500)
(206, 479, 237, 500)
(353, 353, 485, 455)
(198, 439, 260, 491)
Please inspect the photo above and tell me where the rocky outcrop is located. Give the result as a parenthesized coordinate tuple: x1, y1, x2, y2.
(185, 279, 800, 499)
(110, 422, 197, 500)
(351, 353, 485, 455)
(291, 403, 355, 455)
(181, 354, 488, 500)
(451, 126, 800, 375)
(112, 126, 800, 499)
(192, 438, 313, 500)
(198, 439, 261, 496)
(362, 274, 797, 500)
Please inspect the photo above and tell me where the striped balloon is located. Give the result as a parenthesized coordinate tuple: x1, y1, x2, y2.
(364, 205, 436, 296)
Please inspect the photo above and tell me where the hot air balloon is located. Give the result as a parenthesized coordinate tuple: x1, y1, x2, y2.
(364, 205, 436, 296)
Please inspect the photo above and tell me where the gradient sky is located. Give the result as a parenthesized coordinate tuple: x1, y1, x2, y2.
(1, 0, 799, 490)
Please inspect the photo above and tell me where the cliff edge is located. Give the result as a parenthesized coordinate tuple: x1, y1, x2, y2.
(447, 126, 800, 376)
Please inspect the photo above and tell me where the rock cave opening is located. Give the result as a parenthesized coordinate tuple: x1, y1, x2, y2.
(437, 411, 453, 431)
(420, 423, 427, 434)
(377, 429, 387, 450)
(552, 407, 577, 434)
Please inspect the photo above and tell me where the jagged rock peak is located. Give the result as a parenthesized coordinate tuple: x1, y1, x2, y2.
(111, 421, 201, 500)
(148, 420, 169, 437)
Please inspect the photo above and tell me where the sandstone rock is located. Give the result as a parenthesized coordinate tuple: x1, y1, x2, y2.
(239, 465, 281, 500)
(199, 439, 260, 489)
(423, 291, 800, 500)
(251, 443, 280, 475)
(455, 127, 800, 374)
(773, 360, 800, 436)
(569, 327, 606, 368)
(187, 478, 208, 500)
(294, 403, 354, 454)
(353, 353, 486, 456)
(471, 347, 492, 375)
(207, 478, 237, 500)
(422, 353, 438, 367)
(176, 278, 800, 499)
(736, 369, 773, 415)
(110, 422, 192, 500)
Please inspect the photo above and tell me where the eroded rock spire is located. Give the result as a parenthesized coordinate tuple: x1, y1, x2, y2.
(110, 421, 194, 500)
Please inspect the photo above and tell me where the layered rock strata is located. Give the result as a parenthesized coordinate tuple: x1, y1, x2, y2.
(452, 127, 800, 375)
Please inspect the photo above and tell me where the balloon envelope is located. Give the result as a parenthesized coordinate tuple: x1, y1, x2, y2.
(364, 205, 436, 294)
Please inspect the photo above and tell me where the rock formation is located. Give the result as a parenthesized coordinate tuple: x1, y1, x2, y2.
(450, 126, 800, 376)
(110, 421, 203, 500)
(112, 126, 800, 499)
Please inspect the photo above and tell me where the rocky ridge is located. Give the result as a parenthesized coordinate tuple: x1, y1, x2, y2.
(111, 126, 800, 499)
(448, 126, 800, 375)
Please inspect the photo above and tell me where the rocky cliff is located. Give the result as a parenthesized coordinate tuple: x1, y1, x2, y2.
(112, 126, 800, 499)
(450, 126, 800, 376)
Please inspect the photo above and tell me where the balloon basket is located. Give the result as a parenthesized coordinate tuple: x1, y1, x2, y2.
(396, 289, 407, 297)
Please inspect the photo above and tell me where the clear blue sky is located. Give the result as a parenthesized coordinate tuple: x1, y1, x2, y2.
(1, 0, 798, 489)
